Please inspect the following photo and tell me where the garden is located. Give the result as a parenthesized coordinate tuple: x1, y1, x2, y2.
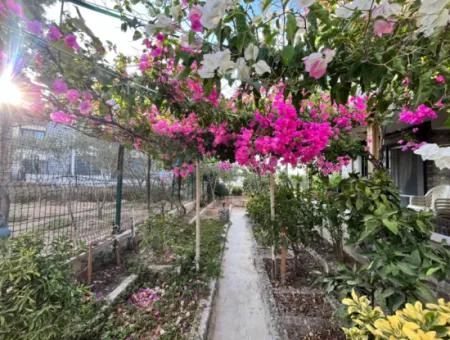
(0, 0, 450, 339)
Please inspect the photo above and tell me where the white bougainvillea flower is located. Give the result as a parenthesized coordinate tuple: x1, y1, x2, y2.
(414, 143, 440, 160)
(323, 48, 336, 62)
(417, 8, 450, 36)
(198, 49, 235, 78)
(253, 60, 271, 75)
(244, 44, 259, 61)
(234, 57, 251, 80)
(303, 48, 335, 79)
(335, 0, 374, 19)
(435, 148, 450, 170)
(372, 0, 402, 19)
(201, 0, 234, 29)
(418, 0, 448, 15)
(298, 0, 315, 8)
(415, 143, 450, 170)
(145, 14, 175, 34)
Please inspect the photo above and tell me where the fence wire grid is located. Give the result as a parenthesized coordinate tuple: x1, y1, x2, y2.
(0, 120, 195, 246)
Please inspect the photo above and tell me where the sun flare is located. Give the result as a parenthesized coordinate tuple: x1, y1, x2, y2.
(0, 72, 22, 106)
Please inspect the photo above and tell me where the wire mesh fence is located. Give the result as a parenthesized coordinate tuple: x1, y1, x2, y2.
(0, 119, 194, 247)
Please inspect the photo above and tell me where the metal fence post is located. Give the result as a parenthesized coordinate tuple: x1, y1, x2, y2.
(114, 145, 124, 234)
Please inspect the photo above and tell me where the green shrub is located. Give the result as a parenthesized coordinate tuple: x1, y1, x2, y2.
(0, 234, 98, 340)
(230, 186, 243, 196)
(322, 171, 450, 313)
(214, 182, 229, 198)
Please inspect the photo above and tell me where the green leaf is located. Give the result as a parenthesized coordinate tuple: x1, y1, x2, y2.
(425, 266, 441, 276)
(132, 30, 142, 41)
(281, 45, 295, 65)
(286, 14, 297, 43)
(382, 218, 398, 234)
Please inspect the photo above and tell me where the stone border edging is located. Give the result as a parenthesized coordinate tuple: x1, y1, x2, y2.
(105, 273, 138, 304)
(188, 204, 233, 340)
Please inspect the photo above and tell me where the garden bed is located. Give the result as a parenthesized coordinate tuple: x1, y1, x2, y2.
(261, 248, 345, 340)
(98, 217, 227, 339)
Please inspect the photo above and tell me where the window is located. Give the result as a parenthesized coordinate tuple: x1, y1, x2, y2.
(21, 128, 45, 140)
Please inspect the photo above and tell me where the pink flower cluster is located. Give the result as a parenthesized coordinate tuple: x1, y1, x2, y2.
(399, 104, 437, 125)
(130, 287, 161, 310)
(48, 78, 96, 123)
(173, 163, 195, 177)
(218, 161, 233, 171)
(397, 139, 425, 152)
(189, 6, 203, 32)
(50, 111, 77, 125)
(316, 155, 351, 175)
(235, 90, 369, 174)
(235, 95, 334, 173)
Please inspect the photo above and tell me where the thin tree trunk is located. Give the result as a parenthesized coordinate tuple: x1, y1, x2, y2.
(195, 160, 201, 272)
(269, 173, 277, 278)
(280, 227, 287, 285)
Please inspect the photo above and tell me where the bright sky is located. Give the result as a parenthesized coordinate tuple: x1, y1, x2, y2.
(45, 0, 148, 62)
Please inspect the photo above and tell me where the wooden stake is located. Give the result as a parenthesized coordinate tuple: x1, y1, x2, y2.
(269, 173, 277, 278)
(280, 227, 287, 285)
(87, 243, 93, 285)
(195, 160, 201, 272)
(114, 239, 121, 267)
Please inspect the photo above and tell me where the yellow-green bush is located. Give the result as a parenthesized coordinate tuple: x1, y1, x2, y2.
(342, 290, 450, 340)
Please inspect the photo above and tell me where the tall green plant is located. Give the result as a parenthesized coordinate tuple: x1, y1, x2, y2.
(323, 171, 450, 313)
(0, 234, 98, 340)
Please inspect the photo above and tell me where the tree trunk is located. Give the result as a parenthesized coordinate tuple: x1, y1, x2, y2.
(195, 160, 201, 271)
(269, 173, 277, 279)
(280, 227, 287, 285)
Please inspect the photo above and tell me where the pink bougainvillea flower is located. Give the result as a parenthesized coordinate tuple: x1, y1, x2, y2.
(66, 89, 80, 104)
(139, 54, 151, 72)
(6, 0, 23, 17)
(151, 46, 163, 58)
(50, 111, 76, 125)
(218, 161, 233, 171)
(189, 6, 203, 32)
(133, 138, 142, 150)
(435, 97, 444, 108)
(156, 32, 165, 41)
(26, 20, 43, 35)
(402, 77, 411, 86)
(48, 25, 63, 41)
(399, 104, 437, 125)
(435, 74, 446, 84)
(52, 79, 68, 94)
(303, 48, 335, 79)
(64, 34, 80, 50)
(373, 19, 395, 37)
(79, 100, 92, 115)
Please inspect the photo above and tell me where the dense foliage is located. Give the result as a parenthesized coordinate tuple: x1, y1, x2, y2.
(0, 235, 98, 340)
(343, 290, 450, 339)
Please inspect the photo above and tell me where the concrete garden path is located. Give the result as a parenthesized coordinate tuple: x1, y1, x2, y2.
(208, 208, 279, 340)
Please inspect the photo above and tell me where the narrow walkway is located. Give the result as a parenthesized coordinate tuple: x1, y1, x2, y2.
(208, 208, 277, 340)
